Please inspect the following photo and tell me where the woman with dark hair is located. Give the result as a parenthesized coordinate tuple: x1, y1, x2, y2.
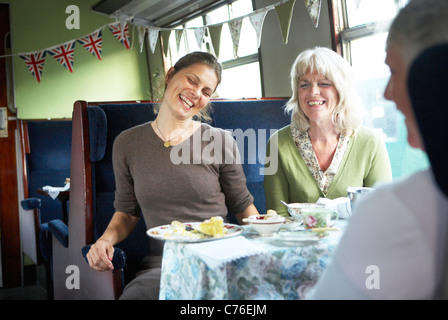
(86, 51, 259, 299)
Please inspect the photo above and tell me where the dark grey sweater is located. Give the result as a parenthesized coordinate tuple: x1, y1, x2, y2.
(112, 122, 253, 253)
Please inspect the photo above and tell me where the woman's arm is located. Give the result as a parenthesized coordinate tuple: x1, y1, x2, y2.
(234, 204, 259, 224)
(86, 211, 139, 271)
(264, 136, 290, 216)
(364, 135, 393, 187)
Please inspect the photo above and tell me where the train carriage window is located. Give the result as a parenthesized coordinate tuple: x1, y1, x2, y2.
(166, 0, 262, 99)
(336, 0, 429, 179)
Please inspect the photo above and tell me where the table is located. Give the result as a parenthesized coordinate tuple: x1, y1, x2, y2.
(159, 221, 346, 300)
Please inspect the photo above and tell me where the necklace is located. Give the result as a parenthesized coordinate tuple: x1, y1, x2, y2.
(154, 119, 191, 148)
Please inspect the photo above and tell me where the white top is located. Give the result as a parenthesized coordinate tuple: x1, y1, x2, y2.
(307, 169, 448, 299)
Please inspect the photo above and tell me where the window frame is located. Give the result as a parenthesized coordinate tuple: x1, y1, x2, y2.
(329, 0, 407, 62)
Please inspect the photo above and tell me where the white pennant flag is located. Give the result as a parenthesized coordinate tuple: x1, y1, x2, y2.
(304, 0, 322, 28)
(249, 9, 268, 48)
(228, 18, 243, 58)
(147, 27, 160, 54)
(194, 27, 206, 49)
(175, 29, 184, 53)
(137, 26, 146, 53)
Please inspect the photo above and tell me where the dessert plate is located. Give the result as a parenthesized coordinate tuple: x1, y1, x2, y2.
(146, 222, 244, 243)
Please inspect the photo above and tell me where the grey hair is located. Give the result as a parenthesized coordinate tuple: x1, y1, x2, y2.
(285, 46, 363, 133)
(387, 0, 448, 65)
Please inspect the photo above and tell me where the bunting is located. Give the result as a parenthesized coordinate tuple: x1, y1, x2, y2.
(77, 29, 103, 60)
(175, 29, 184, 53)
(160, 30, 172, 57)
(10, 0, 323, 83)
(194, 27, 206, 50)
(48, 41, 75, 72)
(20, 51, 46, 82)
(109, 22, 130, 49)
(304, 0, 322, 28)
(208, 24, 223, 58)
(249, 9, 269, 48)
(137, 25, 146, 53)
(147, 27, 160, 54)
(275, 0, 297, 44)
(228, 18, 243, 58)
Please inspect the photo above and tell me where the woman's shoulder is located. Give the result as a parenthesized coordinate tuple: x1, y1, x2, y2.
(355, 125, 381, 138)
(269, 124, 292, 140)
(200, 122, 230, 137)
(353, 125, 384, 146)
(115, 122, 151, 144)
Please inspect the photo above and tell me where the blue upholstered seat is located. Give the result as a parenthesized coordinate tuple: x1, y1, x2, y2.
(21, 120, 72, 263)
(210, 99, 290, 216)
(86, 104, 157, 281)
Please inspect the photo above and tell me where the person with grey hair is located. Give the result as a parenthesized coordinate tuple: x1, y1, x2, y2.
(307, 0, 448, 299)
(264, 46, 392, 217)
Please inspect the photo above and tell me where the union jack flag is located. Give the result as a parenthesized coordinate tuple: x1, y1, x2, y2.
(78, 29, 103, 60)
(109, 22, 130, 49)
(20, 51, 46, 83)
(48, 41, 76, 72)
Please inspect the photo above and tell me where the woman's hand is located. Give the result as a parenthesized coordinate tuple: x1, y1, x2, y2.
(86, 238, 115, 272)
(85, 211, 139, 272)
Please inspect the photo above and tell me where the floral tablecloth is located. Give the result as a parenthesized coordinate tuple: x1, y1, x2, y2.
(159, 222, 346, 300)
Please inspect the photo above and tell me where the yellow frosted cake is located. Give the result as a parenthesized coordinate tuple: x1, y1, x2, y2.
(198, 216, 227, 237)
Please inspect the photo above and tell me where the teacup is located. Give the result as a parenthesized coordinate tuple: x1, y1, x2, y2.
(300, 208, 339, 229)
(284, 202, 325, 219)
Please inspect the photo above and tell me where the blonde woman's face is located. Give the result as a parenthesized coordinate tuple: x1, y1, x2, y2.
(298, 71, 339, 125)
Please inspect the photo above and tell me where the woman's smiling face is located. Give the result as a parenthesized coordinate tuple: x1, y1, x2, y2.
(163, 62, 219, 120)
(298, 71, 339, 124)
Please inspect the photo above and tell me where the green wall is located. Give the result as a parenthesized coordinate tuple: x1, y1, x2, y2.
(8, 0, 151, 119)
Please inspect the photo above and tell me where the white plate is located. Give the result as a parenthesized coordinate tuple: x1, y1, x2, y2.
(146, 222, 244, 243)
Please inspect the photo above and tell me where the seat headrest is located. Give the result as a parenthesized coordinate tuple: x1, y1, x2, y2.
(408, 42, 448, 197)
(87, 106, 107, 162)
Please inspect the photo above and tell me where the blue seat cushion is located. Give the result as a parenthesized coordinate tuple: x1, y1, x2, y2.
(48, 219, 68, 248)
(39, 222, 52, 262)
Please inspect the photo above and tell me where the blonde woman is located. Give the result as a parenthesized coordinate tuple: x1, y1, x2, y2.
(308, 0, 448, 299)
(264, 47, 392, 216)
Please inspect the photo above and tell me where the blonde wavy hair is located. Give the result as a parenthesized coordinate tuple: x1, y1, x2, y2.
(285, 47, 363, 133)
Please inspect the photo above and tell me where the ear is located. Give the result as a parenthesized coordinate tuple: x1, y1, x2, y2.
(165, 67, 176, 84)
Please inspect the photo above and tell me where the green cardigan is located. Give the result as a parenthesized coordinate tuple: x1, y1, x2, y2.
(264, 125, 392, 216)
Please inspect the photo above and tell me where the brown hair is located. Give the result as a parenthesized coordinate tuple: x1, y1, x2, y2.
(171, 51, 222, 88)
(157, 52, 222, 122)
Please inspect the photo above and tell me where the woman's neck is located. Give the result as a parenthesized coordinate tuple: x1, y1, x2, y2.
(156, 106, 193, 134)
(307, 120, 339, 143)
